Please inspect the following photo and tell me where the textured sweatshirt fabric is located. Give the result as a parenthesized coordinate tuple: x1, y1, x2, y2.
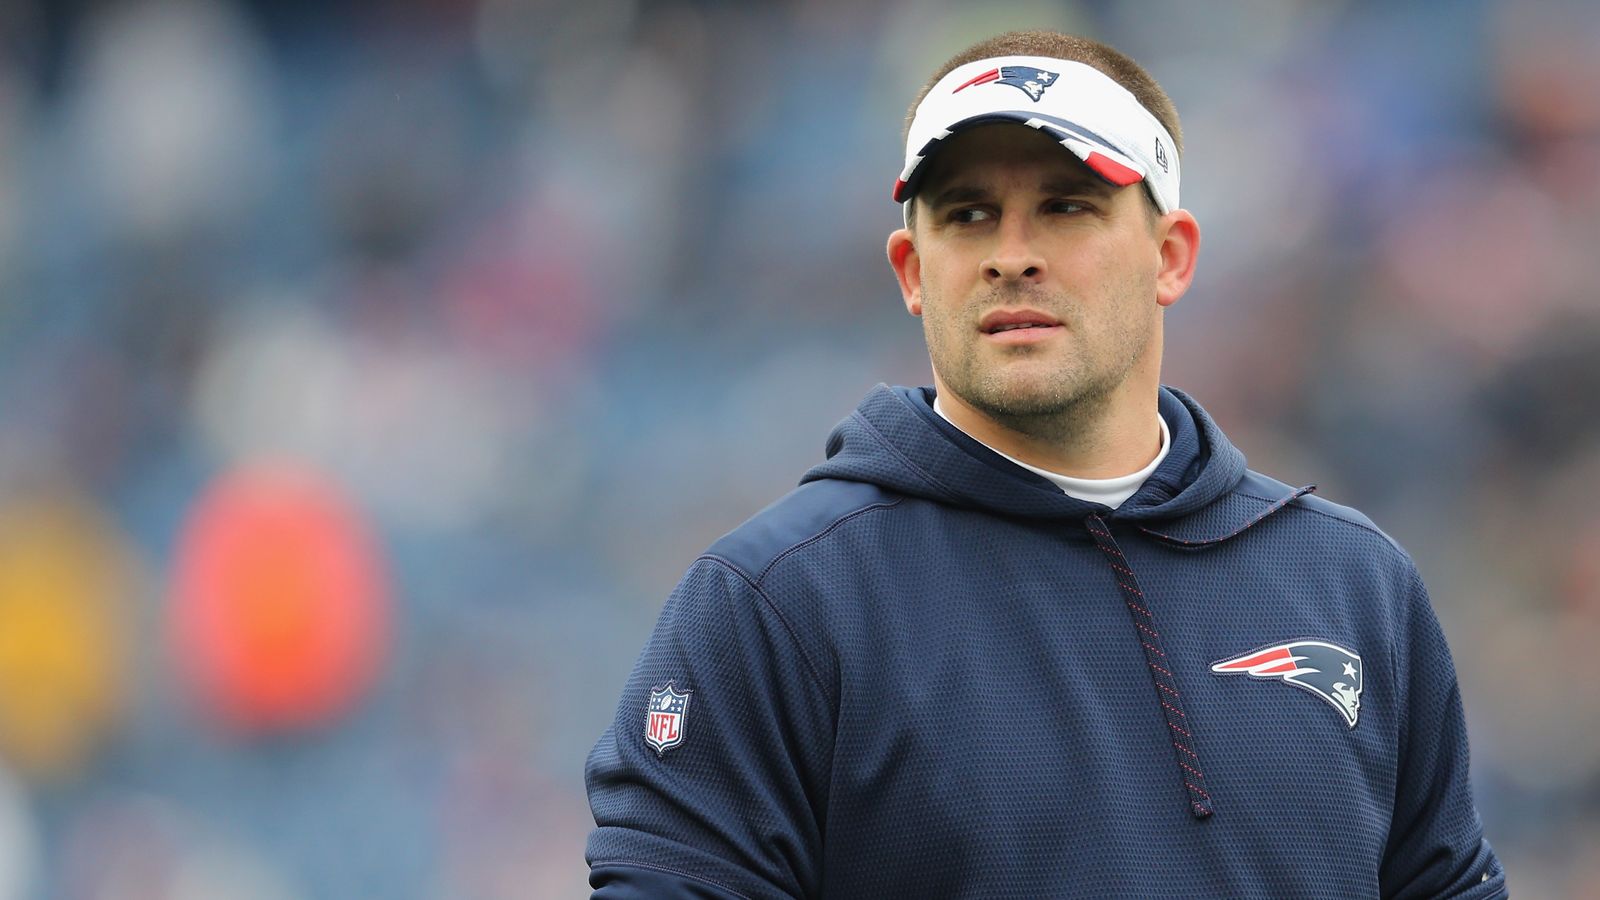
(585, 384, 1507, 899)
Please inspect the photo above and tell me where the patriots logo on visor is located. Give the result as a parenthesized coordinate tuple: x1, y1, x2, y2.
(1212, 641, 1364, 728)
(952, 66, 1059, 102)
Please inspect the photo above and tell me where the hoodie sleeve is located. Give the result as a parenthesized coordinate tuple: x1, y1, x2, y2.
(585, 557, 835, 900)
(1379, 571, 1507, 899)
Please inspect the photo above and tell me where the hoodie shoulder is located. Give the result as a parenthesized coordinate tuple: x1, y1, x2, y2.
(1237, 470, 1412, 561)
(704, 479, 902, 584)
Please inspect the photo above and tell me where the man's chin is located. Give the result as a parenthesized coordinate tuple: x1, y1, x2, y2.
(957, 380, 1093, 421)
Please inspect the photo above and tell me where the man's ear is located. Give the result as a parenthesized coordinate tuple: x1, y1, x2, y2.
(1154, 210, 1200, 308)
(887, 227, 922, 316)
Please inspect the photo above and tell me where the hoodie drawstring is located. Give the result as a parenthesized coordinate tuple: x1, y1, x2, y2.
(1084, 513, 1214, 819)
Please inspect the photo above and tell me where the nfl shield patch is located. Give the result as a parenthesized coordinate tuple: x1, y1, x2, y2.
(645, 682, 691, 756)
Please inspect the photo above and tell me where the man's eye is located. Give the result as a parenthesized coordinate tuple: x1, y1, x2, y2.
(1048, 200, 1087, 214)
(950, 207, 994, 223)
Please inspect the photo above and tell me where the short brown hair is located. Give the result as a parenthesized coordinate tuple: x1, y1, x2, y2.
(902, 30, 1182, 227)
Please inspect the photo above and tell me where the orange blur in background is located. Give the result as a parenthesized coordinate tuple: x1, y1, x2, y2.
(169, 464, 388, 735)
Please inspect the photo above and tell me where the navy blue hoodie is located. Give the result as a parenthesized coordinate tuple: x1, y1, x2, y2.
(586, 385, 1506, 899)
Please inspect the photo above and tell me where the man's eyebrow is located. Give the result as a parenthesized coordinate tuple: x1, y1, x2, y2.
(1042, 177, 1112, 197)
(925, 177, 1112, 209)
(925, 184, 990, 209)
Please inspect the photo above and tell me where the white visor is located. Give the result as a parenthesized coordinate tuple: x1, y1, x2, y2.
(895, 56, 1179, 217)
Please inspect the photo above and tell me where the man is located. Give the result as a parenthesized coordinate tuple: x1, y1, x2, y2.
(586, 30, 1507, 899)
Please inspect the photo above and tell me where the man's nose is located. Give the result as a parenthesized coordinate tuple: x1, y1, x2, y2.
(981, 217, 1047, 285)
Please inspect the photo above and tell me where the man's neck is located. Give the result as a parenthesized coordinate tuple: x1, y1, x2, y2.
(932, 383, 1165, 480)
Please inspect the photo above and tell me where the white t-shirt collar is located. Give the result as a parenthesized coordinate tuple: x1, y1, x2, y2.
(933, 395, 1171, 509)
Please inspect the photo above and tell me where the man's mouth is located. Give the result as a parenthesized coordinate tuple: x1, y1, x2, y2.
(979, 309, 1063, 334)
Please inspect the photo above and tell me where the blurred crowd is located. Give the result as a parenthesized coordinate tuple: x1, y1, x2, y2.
(0, 0, 1597, 896)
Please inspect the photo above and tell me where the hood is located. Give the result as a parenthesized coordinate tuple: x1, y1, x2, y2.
(802, 384, 1289, 532)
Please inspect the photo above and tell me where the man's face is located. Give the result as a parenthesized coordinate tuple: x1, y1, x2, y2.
(891, 123, 1176, 424)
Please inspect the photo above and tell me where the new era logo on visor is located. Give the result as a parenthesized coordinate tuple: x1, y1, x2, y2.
(952, 66, 1059, 102)
(1212, 641, 1364, 728)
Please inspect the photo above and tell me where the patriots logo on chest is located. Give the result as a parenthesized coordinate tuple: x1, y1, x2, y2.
(1212, 641, 1364, 728)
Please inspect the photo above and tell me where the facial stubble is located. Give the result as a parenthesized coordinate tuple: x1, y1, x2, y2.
(922, 282, 1155, 447)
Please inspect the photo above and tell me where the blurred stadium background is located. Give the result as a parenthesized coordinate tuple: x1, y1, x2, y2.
(0, 0, 1596, 896)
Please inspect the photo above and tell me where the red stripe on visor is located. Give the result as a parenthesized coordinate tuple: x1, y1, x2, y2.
(952, 69, 1001, 93)
(1082, 151, 1143, 187)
